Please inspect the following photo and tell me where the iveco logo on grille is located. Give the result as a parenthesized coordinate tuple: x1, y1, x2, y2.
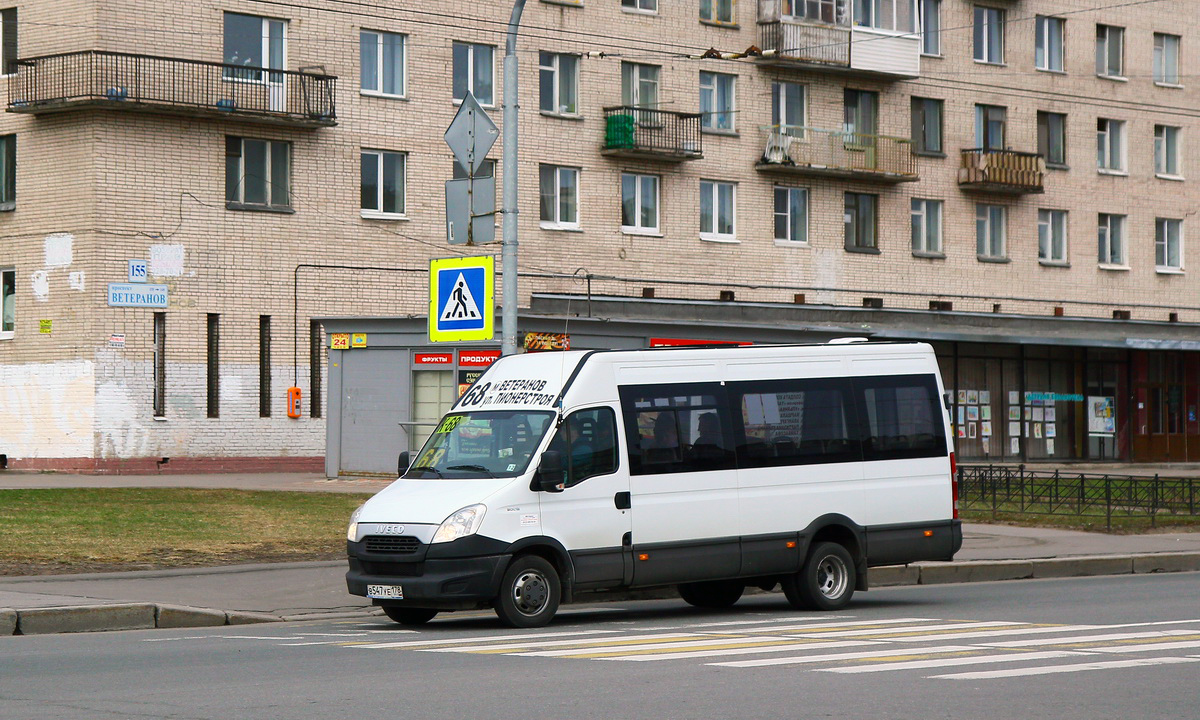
(377, 524, 405, 534)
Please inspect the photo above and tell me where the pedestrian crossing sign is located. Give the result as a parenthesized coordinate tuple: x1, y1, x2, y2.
(429, 256, 494, 342)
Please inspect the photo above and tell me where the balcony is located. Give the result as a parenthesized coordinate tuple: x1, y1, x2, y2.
(756, 1, 920, 79)
(756, 126, 918, 183)
(7, 51, 337, 128)
(958, 149, 1045, 194)
(601, 106, 703, 161)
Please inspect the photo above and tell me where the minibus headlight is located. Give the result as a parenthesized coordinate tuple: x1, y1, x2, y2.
(431, 504, 487, 544)
(346, 504, 364, 542)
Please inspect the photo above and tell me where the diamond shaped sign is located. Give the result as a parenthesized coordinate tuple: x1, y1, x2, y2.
(444, 92, 498, 177)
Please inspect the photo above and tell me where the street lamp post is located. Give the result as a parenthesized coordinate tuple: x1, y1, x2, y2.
(501, 0, 527, 356)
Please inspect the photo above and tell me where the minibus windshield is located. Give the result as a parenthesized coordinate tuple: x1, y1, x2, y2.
(406, 410, 557, 479)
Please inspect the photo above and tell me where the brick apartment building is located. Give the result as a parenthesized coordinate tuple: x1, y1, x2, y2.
(0, 0, 1197, 474)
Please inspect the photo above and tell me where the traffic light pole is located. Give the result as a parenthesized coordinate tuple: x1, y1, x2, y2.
(501, 0, 526, 356)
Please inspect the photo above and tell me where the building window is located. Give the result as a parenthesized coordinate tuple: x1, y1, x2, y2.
(622, 0, 657, 12)
(1098, 214, 1126, 266)
(844, 88, 878, 138)
(621, 62, 659, 109)
(921, 0, 940, 55)
(854, 0, 914, 31)
(621, 172, 659, 233)
(844, 192, 878, 251)
(976, 203, 1006, 259)
(309, 319, 323, 418)
(539, 52, 579, 115)
(700, 180, 736, 241)
(911, 198, 943, 255)
(1035, 16, 1064, 72)
(1, 267, 13, 339)
(452, 42, 494, 105)
(1154, 33, 1181, 85)
(152, 312, 166, 416)
(782, 0, 843, 23)
(1155, 125, 1181, 177)
(973, 6, 1004, 64)
(224, 13, 285, 82)
(1095, 24, 1124, 78)
(539, 164, 579, 228)
(226, 137, 290, 209)
(772, 81, 805, 137)
(259, 315, 272, 418)
(774, 186, 808, 245)
(360, 30, 406, 97)
(1037, 111, 1067, 167)
(700, 0, 734, 24)
(0, 133, 13, 209)
(1096, 118, 1125, 172)
(911, 97, 943, 154)
(361, 150, 407, 217)
(700, 72, 735, 132)
(207, 314, 220, 419)
(975, 104, 1006, 151)
(1156, 218, 1183, 271)
(1038, 209, 1068, 263)
(1, 8, 17, 75)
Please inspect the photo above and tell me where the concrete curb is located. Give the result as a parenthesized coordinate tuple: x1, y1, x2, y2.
(4, 552, 1200, 636)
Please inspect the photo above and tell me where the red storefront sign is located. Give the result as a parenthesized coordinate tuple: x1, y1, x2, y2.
(458, 350, 501, 367)
(414, 352, 454, 365)
(649, 338, 751, 347)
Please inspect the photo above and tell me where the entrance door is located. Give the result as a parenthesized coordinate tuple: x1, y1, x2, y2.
(337, 349, 409, 475)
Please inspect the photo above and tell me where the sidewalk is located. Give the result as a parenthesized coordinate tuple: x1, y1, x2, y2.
(2, 470, 1200, 635)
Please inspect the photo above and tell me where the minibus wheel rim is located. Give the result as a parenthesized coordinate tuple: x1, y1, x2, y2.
(815, 554, 849, 600)
(512, 570, 550, 615)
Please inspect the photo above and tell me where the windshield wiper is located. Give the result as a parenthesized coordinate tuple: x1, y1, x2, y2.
(408, 465, 444, 478)
(446, 464, 496, 477)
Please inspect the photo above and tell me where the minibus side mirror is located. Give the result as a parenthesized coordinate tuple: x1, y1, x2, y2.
(943, 392, 952, 411)
(534, 451, 565, 493)
(397, 451, 410, 477)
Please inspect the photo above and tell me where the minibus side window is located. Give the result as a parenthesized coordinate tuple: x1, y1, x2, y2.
(730, 378, 860, 467)
(856, 374, 947, 460)
(547, 407, 619, 487)
(619, 383, 735, 475)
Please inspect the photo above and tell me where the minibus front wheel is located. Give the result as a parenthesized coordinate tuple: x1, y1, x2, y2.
(782, 541, 855, 611)
(494, 555, 561, 628)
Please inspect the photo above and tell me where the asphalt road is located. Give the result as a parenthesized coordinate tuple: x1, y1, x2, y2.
(3, 573, 1198, 720)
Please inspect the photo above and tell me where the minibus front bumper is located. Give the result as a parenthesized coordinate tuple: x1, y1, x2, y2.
(346, 537, 511, 610)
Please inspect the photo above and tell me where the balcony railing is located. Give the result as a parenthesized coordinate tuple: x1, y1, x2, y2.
(756, 126, 918, 182)
(7, 50, 337, 128)
(958, 149, 1045, 194)
(601, 106, 703, 161)
(759, 20, 851, 68)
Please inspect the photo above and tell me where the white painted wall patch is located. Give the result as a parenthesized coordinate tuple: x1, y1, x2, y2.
(31, 270, 49, 301)
(149, 244, 185, 277)
(44, 233, 74, 268)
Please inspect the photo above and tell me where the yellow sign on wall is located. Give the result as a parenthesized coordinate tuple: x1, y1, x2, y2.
(351, 333, 368, 348)
(330, 333, 350, 350)
(39, 319, 52, 334)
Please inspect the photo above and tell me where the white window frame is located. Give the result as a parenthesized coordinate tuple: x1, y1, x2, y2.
(854, 0, 916, 32)
(844, 192, 878, 251)
(360, 30, 407, 98)
(621, 172, 659, 235)
(700, 72, 736, 132)
(226, 137, 290, 208)
(774, 186, 809, 246)
(452, 41, 495, 106)
(700, 0, 735, 24)
(538, 52, 580, 116)
(772, 81, 806, 139)
(1096, 118, 1126, 173)
(223, 13, 286, 85)
(1156, 217, 1184, 272)
(621, 62, 660, 109)
(539, 164, 580, 229)
(1095, 24, 1124, 79)
(0, 267, 14, 339)
(700, 180, 737, 242)
(1155, 125, 1182, 178)
(1098, 213, 1127, 268)
(976, 203, 1006, 260)
(920, 0, 940, 56)
(1038, 209, 1068, 264)
(360, 149, 407, 219)
(783, 0, 847, 24)
(1154, 33, 1181, 86)
(911, 198, 943, 255)
(973, 6, 1004, 64)
(1035, 16, 1064, 72)
(621, 0, 657, 14)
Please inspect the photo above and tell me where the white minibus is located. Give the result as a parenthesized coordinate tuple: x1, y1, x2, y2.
(346, 341, 961, 627)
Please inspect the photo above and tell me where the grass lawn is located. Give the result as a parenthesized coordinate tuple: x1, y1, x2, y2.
(0, 488, 371, 576)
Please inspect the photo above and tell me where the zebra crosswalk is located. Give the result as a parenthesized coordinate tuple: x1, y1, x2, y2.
(343, 615, 1200, 680)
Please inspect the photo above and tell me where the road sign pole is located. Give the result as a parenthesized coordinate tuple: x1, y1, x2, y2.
(501, 0, 526, 356)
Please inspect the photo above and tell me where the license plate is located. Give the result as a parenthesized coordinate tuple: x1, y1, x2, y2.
(367, 584, 404, 599)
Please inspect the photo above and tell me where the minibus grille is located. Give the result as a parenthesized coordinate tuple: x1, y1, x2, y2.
(364, 536, 421, 554)
(362, 561, 422, 577)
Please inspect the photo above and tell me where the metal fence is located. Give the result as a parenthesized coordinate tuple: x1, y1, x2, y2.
(602, 106, 703, 160)
(8, 50, 337, 125)
(759, 125, 918, 180)
(959, 464, 1200, 531)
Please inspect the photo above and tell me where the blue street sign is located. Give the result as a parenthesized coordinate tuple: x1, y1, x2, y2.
(429, 256, 494, 342)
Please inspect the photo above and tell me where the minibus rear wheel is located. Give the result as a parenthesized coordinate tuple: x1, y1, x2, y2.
(382, 607, 439, 626)
(494, 555, 561, 628)
(782, 541, 855, 611)
(678, 580, 744, 609)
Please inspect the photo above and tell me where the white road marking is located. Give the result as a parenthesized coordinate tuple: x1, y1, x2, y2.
(708, 644, 979, 668)
(708, 618, 935, 635)
(931, 656, 1200, 680)
(513, 635, 799, 657)
(984, 630, 1197, 648)
(891, 625, 1100, 643)
(822, 650, 1086, 674)
(1092, 640, 1200, 654)
(422, 632, 701, 653)
(601, 640, 886, 662)
(357, 629, 620, 649)
(787, 621, 1023, 638)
